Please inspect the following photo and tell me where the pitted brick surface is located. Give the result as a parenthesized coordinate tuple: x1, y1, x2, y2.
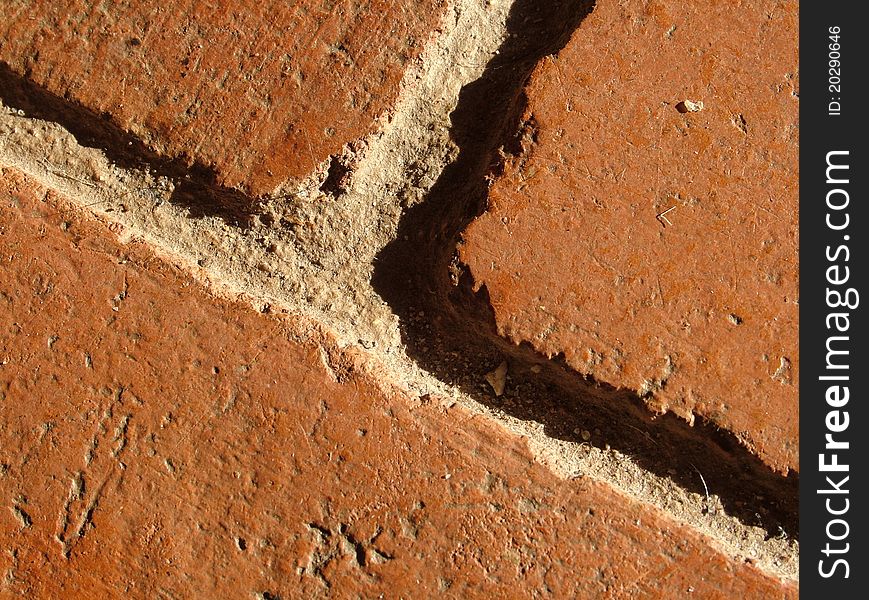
(460, 0, 799, 473)
(0, 0, 445, 195)
(0, 167, 796, 598)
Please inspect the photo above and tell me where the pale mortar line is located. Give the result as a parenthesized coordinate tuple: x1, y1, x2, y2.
(0, 107, 797, 585)
(0, 0, 796, 581)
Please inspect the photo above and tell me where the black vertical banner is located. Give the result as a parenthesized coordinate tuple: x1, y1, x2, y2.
(801, 3, 868, 596)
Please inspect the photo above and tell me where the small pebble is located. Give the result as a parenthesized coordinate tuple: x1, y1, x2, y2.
(676, 99, 704, 113)
(485, 361, 508, 396)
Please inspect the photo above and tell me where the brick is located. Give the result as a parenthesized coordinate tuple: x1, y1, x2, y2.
(0, 167, 795, 597)
(0, 0, 446, 196)
(459, 0, 798, 473)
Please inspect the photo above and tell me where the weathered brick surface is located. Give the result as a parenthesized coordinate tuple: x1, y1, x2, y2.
(0, 167, 795, 597)
(460, 0, 798, 473)
(0, 0, 445, 195)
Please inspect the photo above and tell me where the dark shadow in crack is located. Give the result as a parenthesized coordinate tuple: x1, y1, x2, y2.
(372, 0, 799, 540)
(0, 62, 261, 228)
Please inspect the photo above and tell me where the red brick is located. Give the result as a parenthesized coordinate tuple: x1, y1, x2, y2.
(0, 0, 445, 195)
(460, 0, 798, 474)
(0, 167, 795, 597)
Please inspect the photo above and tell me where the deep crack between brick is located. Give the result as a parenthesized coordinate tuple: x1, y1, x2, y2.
(0, 0, 798, 581)
(372, 0, 798, 544)
(0, 62, 261, 227)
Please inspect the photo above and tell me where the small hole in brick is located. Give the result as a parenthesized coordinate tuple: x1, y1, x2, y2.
(236, 537, 247, 551)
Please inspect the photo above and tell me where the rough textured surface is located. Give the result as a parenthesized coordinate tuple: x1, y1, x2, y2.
(0, 168, 797, 597)
(0, 87, 799, 585)
(0, 0, 800, 593)
(0, 0, 445, 195)
(460, 0, 799, 474)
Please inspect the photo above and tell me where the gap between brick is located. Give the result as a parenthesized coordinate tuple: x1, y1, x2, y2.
(0, 0, 797, 581)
